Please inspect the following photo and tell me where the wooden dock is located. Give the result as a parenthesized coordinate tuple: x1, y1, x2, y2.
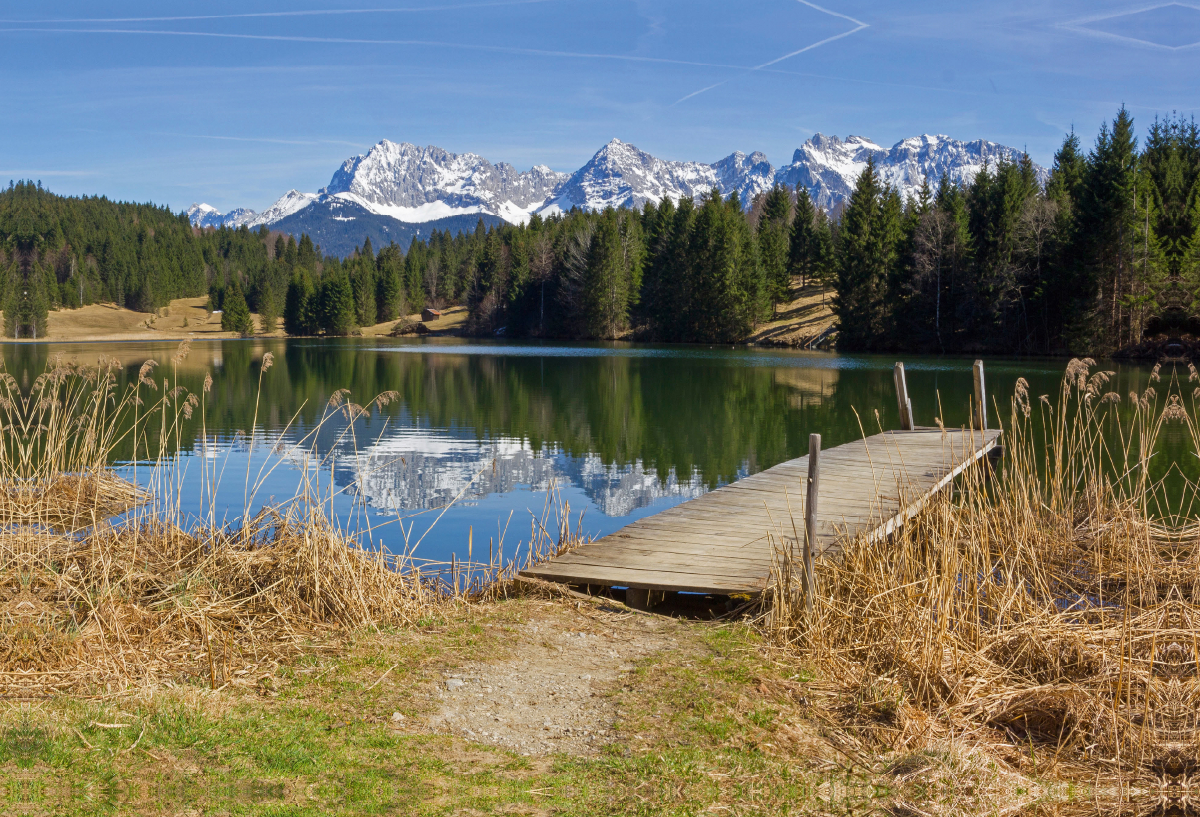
(522, 426, 1001, 597)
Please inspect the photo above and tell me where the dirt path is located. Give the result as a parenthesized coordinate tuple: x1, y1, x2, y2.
(421, 597, 688, 756)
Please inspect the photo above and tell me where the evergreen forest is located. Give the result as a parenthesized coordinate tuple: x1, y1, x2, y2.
(454, 107, 1200, 355)
(1, 107, 1195, 355)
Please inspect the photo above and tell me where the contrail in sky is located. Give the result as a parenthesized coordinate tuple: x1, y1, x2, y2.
(673, 0, 869, 106)
(0, 27, 761, 72)
(0, 1, 556, 24)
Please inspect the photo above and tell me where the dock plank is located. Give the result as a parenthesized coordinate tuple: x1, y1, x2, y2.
(522, 428, 1000, 596)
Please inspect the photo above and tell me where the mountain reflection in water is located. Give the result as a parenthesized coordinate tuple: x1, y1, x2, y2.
(311, 429, 709, 517)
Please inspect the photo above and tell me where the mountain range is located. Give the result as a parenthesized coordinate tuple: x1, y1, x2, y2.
(187, 134, 1047, 256)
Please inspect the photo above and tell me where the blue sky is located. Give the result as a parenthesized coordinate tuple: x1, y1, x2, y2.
(1, 0, 1196, 213)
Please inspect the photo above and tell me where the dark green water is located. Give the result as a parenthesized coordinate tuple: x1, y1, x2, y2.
(0, 338, 1166, 564)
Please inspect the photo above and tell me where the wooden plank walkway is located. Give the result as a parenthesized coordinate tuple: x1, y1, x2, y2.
(522, 427, 1001, 596)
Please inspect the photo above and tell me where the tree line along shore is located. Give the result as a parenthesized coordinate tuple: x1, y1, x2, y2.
(0, 107, 1190, 355)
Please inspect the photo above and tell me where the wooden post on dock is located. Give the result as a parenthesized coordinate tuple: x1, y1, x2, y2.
(893, 363, 914, 430)
(973, 360, 987, 431)
(803, 433, 820, 613)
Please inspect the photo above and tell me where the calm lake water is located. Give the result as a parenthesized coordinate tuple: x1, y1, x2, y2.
(0, 339, 1169, 566)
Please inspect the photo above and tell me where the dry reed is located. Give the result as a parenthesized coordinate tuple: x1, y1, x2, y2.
(766, 359, 1200, 812)
(0, 346, 584, 698)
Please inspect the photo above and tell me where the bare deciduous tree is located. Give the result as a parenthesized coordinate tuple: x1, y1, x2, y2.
(911, 209, 950, 351)
(529, 232, 555, 334)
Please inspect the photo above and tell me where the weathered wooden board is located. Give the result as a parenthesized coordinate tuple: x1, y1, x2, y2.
(521, 427, 1001, 596)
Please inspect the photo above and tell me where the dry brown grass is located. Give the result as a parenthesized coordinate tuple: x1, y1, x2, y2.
(746, 279, 836, 347)
(0, 297, 284, 342)
(765, 359, 1200, 812)
(0, 344, 582, 698)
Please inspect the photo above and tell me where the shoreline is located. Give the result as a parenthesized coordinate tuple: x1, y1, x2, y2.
(3, 281, 837, 347)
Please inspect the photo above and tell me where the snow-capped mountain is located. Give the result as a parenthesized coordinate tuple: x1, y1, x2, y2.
(187, 191, 313, 230)
(252, 189, 318, 225)
(186, 202, 258, 229)
(775, 133, 1047, 211)
(539, 139, 775, 215)
(187, 133, 1046, 254)
(269, 194, 506, 258)
(185, 203, 222, 228)
(322, 140, 567, 224)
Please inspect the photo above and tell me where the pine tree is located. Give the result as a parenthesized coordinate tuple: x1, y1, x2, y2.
(726, 191, 765, 332)
(641, 198, 695, 341)
(582, 208, 630, 339)
(758, 185, 792, 315)
(1, 262, 21, 338)
(788, 188, 822, 288)
(220, 278, 254, 337)
(1077, 107, 1140, 350)
(683, 190, 763, 341)
(915, 176, 933, 215)
(833, 159, 895, 350)
(348, 248, 377, 327)
(319, 272, 357, 335)
(375, 244, 404, 323)
(284, 269, 315, 335)
(259, 287, 279, 334)
(297, 234, 318, 269)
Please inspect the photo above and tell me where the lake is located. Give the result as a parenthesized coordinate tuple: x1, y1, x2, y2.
(0, 339, 1167, 567)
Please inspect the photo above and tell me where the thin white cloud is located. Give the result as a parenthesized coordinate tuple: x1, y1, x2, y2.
(672, 0, 869, 106)
(795, 0, 867, 28)
(0, 1, 558, 24)
(0, 27, 755, 71)
(1058, 2, 1200, 51)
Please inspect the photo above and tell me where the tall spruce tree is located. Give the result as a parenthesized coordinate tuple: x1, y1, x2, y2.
(258, 286, 279, 334)
(833, 159, 895, 350)
(684, 190, 763, 341)
(1077, 107, 1140, 350)
(319, 271, 357, 335)
(1038, 131, 1087, 347)
(375, 243, 405, 323)
(284, 269, 315, 335)
(647, 197, 696, 341)
(789, 187, 833, 290)
(349, 245, 377, 327)
(220, 278, 254, 337)
(758, 185, 792, 315)
(581, 208, 636, 339)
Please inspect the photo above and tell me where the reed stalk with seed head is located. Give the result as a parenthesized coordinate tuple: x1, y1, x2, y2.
(0, 344, 587, 696)
(765, 359, 1200, 808)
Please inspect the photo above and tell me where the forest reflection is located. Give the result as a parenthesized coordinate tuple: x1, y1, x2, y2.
(0, 339, 1095, 533)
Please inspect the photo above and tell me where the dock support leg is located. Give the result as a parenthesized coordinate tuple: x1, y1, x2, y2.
(893, 363, 914, 430)
(804, 434, 820, 614)
(627, 588, 666, 611)
(973, 360, 988, 431)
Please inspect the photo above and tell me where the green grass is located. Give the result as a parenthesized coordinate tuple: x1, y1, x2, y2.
(0, 598, 951, 815)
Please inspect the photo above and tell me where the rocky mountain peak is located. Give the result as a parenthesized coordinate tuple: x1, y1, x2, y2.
(188, 132, 1048, 251)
